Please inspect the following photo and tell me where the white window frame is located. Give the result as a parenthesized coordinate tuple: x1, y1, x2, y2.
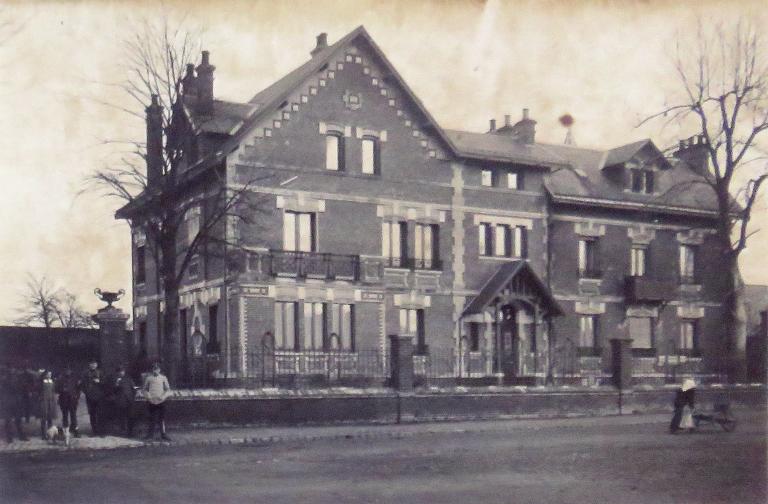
(284, 211, 316, 252)
(507, 172, 519, 190)
(679, 244, 696, 282)
(631, 247, 646, 277)
(274, 301, 297, 351)
(303, 302, 326, 351)
(329, 303, 354, 351)
(481, 169, 494, 187)
(325, 133, 343, 171)
(579, 315, 597, 349)
(382, 221, 405, 267)
(361, 137, 378, 175)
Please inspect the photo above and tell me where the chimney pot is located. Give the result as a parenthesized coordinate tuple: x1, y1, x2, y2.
(522, 108, 529, 120)
(504, 114, 511, 126)
(489, 119, 496, 132)
(201, 50, 210, 65)
(151, 94, 159, 106)
(311, 33, 328, 56)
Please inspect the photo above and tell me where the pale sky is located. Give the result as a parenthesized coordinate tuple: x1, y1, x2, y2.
(0, 0, 766, 324)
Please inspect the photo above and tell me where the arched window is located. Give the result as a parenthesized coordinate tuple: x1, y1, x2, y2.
(326, 133, 344, 171)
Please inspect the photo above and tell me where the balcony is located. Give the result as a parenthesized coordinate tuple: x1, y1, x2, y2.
(268, 250, 360, 281)
(625, 275, 677, 303)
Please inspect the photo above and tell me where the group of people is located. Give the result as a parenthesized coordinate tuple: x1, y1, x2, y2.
(1, 359, 172, 443)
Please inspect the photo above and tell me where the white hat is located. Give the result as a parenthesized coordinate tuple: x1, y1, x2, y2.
(681, 379, 696, 391)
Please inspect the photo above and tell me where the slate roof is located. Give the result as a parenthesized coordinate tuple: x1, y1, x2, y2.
(461, 261, 563, 317)
(188, 99, 258, 135)
(541, 141, 719, 214)
(444, 129, 567, 167)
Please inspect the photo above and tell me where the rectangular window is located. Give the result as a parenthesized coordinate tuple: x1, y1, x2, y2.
(507, 172, 523, 190)
(136, 245, 146, 284)
(414, 223, 439, 269)
(382, 221, 407, 267)
(578, 239, 599, 278)
(630, 169, 654, 193)
(579, 315, 598, 349)
(629, 317, 653, 349)
(479, 223, 493, 256)
(325, 134, 344, 171)
(208, 304, 219, 352)
(329, 303, 355, 351)
(514, 226, 528, 258)
(494, 224, 510, 257)
(644, 171, 654, 194)
(274, 301, 298, 350)
(303, 302, 326, 351)
(284, 211, 316, 252)
(400, 309, 426, 353)
(481, 169, 494, 187)
(631, 247, 646, 277)
(679, 320, 698, 355)
(361, 137, 379, 174)
(679, 245, 696, 283)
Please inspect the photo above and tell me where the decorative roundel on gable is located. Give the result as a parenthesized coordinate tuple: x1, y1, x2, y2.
(343, 90, 362, 111)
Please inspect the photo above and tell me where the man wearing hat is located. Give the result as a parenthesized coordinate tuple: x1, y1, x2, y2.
(142, 362, 171, 441)
(670, 378, 696, 433)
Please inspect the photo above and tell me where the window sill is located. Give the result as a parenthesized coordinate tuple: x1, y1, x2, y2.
(479, 255, 527, 261)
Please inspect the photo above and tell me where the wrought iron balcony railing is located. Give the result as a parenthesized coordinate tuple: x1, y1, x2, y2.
(268, 250, 360, 281)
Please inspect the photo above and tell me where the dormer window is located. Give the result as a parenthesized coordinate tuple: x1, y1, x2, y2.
(630, 168, 654, 194)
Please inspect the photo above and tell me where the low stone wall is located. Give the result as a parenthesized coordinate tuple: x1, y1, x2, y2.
(131, 385, 766, 427)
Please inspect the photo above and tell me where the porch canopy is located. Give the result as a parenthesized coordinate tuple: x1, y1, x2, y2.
(461, 261, 563, 318)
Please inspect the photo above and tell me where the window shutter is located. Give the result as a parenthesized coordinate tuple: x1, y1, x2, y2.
(519, 226, 528, 258)
(504, 225, 512, 257)
(484, 224, 493, 256)
(417, 309, 426, 351)
(399, 221, 409, 263)
(338, 136, 345, 171)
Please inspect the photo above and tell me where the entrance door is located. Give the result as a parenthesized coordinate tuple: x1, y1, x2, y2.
(500, 305, 518, 376)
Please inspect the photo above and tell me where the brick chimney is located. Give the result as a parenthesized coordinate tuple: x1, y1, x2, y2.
(311, 33, 328, 57)
(489, 118, 496, 132)
(181, 63, 197, 100)
(673, 135, 709, 175)
(195, 50, 215, 116)
(510, 108, 536, 144)
(145, 94, 164, 187)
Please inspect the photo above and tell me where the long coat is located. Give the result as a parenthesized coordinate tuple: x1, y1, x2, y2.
(55, 373, 81, 408)
(82, 369, 105, 403)
(113, 375, 136, 410)
(39, 378, 57, 420)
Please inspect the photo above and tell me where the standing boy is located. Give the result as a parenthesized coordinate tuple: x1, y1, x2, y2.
(142, 363, 171, 441)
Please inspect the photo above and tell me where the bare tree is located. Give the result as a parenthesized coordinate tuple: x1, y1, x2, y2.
(86, 15, 268, 383)
(14, 275, 94, 329)
(642, 19, 768, 381)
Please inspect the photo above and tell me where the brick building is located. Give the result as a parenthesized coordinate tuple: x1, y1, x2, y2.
(120, 27, 730, 385)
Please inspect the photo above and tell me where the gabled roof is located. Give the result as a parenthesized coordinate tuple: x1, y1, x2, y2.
(461, 261, 563, 318)
(603, 139, 672, 170)
(444, 129, 567, 168)
(216, 25, 457, 159)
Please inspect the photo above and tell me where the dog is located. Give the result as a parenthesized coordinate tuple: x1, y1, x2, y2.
(46, 426, 71, 447)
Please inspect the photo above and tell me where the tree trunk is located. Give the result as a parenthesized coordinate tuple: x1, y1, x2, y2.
(161, 238, 182, 386)
(724, 255, 748, 383)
